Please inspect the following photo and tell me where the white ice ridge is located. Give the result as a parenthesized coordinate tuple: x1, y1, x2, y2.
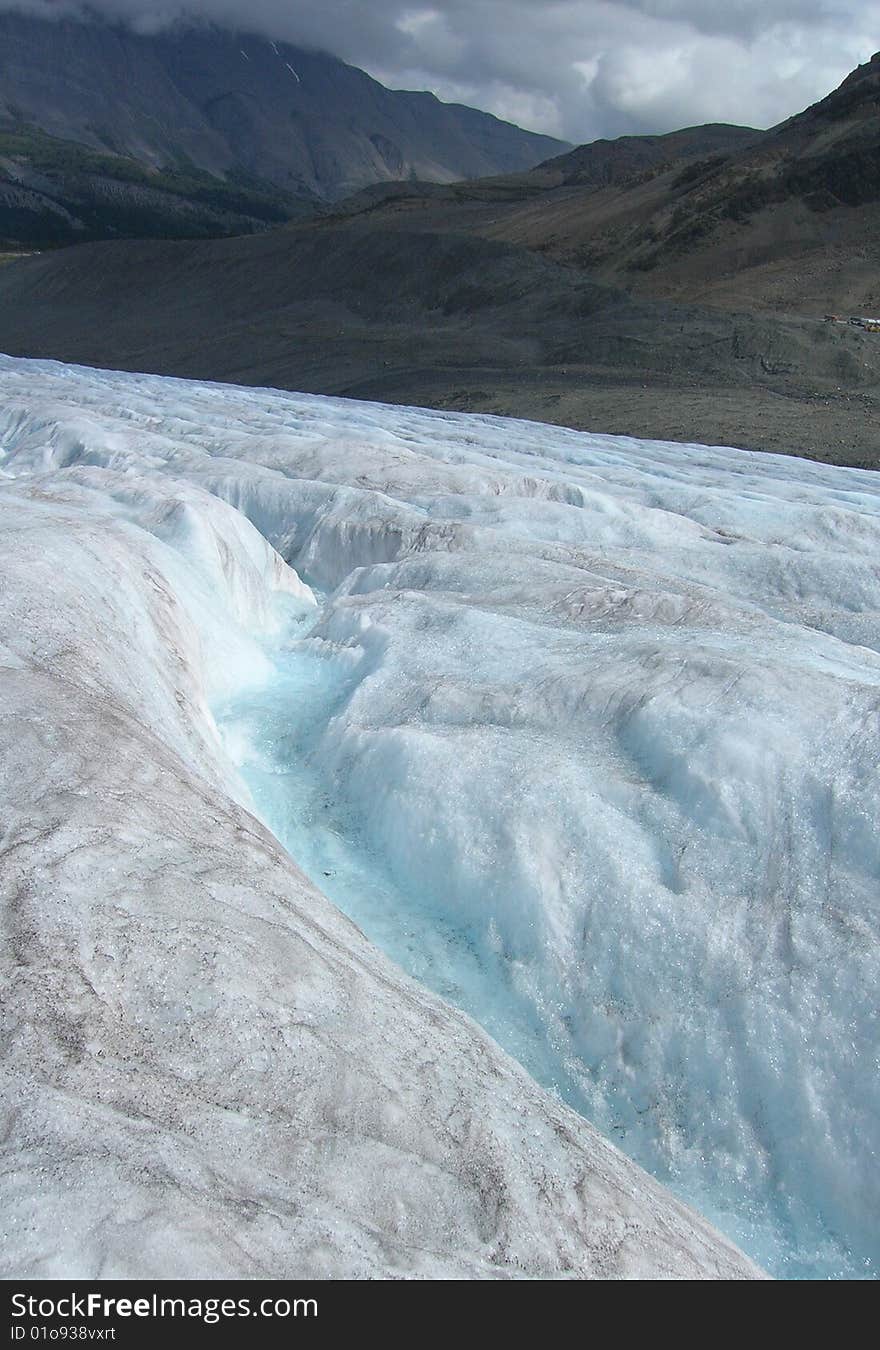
(2, 358, 875, 1282)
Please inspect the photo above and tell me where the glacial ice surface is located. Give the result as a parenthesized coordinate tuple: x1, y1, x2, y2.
(2, 354, 878, 1278)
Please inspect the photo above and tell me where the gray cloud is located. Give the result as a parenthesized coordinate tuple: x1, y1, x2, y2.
(3, 0, 878, 140)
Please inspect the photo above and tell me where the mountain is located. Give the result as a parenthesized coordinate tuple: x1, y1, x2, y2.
(524, 123, 763, 188)
(326, 55, 880, 318)
(0, 9, 566, 247)
(1, 52, 878, 467)
(578, 49, 880, 305)
(435, 52, 880, 316)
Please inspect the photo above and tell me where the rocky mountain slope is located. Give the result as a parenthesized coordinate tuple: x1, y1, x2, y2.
(526, 123, 762, 188)
(1, 215, 878, 466)
(326, 52, 880, 318)
(577, 49, 880, 308)
(1, 47, 877, 466)
(417, 52, 880, 317)
(0, 10, 565, 213)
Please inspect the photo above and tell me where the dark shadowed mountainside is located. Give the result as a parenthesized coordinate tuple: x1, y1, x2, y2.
(0, 10, 566, 214)
(0, 119, 318, 248)
(329, 53, 880, 320)
(417, 52, 880, 319)
(526, 124, 763, 188)
(1, 43, 878, 467)
(1, 217, 878, 467)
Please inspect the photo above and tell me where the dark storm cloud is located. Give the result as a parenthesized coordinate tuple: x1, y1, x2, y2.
(2, 1, 878, 140)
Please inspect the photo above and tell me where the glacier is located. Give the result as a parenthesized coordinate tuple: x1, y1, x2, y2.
(1, 355, 878, 1279)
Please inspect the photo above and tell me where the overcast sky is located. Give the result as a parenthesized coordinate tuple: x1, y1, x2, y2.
(6, 1, 880, 141)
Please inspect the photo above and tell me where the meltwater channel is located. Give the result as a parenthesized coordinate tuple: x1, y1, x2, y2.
(213, 597, 867, 1282)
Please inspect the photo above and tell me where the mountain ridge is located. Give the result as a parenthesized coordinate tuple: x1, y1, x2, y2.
(324, 53, 880, 319)
(1, 38, 878, 467)
(0, 11, 567, 204)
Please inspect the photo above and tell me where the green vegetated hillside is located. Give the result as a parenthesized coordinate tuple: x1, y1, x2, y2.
(0, 120, 317, 249)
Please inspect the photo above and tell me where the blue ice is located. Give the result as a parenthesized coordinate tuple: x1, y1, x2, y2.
(215, 601, 875, 1282)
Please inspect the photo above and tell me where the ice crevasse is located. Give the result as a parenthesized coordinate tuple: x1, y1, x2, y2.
(1, 354, 878, 1279)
